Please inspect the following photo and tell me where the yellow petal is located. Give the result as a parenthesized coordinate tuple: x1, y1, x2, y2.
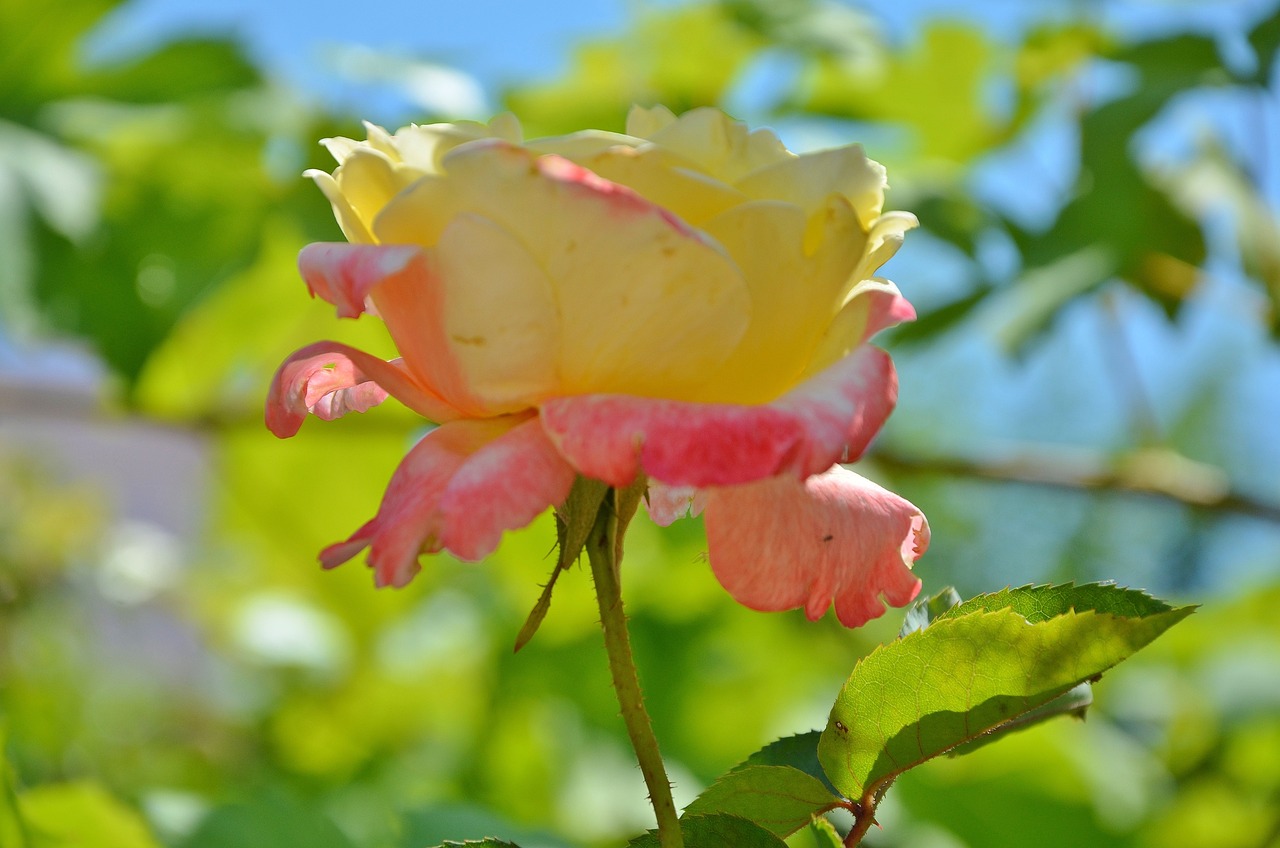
(851, 210, 917, 283)
(386, 121, 499, 173)
(433, 213, 561, 411)
(380, 141, 751, 400)
(371, 173, 460, 248)
(804, 278, 908, 377)
(305, 169, 374, 244)
(331, 147, 419, 234)
(575, 145, 746, 228)
(625, 104, 677, 138)
(699, 196, 869, 403)
(525, 129, 640, 160)
(644, 107, 791, 183)
(735, 145, 887, 228)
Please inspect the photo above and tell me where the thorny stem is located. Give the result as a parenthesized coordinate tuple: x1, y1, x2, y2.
(586, 488, 683, 848)
(844, 800, 876, 847)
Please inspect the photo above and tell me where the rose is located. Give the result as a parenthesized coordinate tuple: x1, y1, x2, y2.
(267, 106, 928, 628)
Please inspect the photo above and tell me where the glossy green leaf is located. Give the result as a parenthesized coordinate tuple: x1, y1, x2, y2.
(948, 682, 1093, 757)
(736, 731, 830, 791)
(430, 841, 522, 848)
(818, 584, 1194, 802)
(627, 814, 787, 848)
(682, 765, 840, 837)
(940, 582, 1186, 622)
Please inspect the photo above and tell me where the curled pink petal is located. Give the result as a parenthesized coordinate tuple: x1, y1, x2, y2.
(320, 415, 577, 587)
(299, 242, 428, 319)
(645, 483, 707, 528)
(860, 284, 918, 345)
(539, 345, 897, 489)
(704, 465, 927, 628)
(266, 340, 459, 437)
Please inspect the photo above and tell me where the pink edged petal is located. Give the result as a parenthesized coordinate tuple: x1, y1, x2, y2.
(778, 346, 899, 468)
(266, 340, 459, 437)
(298, 242, 428, 319)
(802, 279, 916, 407)
(539, 344, 898, 489)
(320, 415, 577, 587)
(703, 464, 928, 628)
(644, 483, 707, 528)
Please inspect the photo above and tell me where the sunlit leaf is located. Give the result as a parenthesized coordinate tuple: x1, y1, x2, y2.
(682, 765, 840, 837)
(735, 731, 830, 791)
(947, 682, 1093, 756)
(817, 584, 1194, 802)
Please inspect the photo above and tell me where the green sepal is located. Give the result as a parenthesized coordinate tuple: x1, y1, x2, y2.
(513, 477, 608, 652)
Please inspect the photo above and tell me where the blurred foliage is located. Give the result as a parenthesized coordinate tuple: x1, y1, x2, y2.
(2, 0, 1280, 846)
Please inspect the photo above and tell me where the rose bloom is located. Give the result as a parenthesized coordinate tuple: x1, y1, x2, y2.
(267, 106, 928, 628)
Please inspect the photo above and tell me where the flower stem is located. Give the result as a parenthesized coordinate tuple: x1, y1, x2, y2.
(843, 798, 877, 846)
(586, 488, 684, 848)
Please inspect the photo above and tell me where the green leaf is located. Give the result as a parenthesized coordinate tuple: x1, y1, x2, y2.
(808, 817, 843, 848)
(430, 841, 522, 848)
(178, 798, 355, 848)
(940, 582, 1185, 622)
(514, 477, 607, 652)
(898, 586, 963, 638)
(736, 732, 830, 792)
(818, 584, 1194, 802)
(948, 682, 1093, 757)
(18, 782, 160, 848)
(682, 765, 841, 838)
(627, 814, 787, 848)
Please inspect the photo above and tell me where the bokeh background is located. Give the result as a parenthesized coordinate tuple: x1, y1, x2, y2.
(3, 0, 1280, 846)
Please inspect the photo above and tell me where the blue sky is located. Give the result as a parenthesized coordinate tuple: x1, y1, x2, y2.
(85, 0, 1277, 119)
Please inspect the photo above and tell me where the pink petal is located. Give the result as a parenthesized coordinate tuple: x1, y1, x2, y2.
(644, 483, 707, 528)
(704, 465, 928, 628)
(298, 242, 427, 319)
(320, 415, 577, 587)
(539, 345, 897, 489)
(859, 283, 918, 345)
(266, 341, 459, 437)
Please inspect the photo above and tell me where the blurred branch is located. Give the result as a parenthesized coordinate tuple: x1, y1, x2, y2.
(175, 407, 1280, 523)
(872, 443, 1280, 523)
